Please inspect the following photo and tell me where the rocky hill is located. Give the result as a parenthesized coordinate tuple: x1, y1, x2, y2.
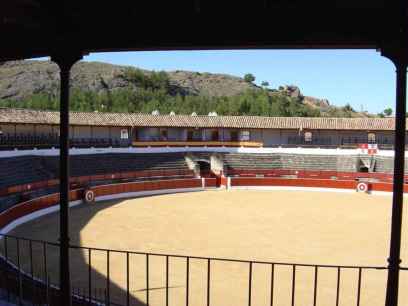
(0, 60, 369, 117)
(0, 60, 259, 100)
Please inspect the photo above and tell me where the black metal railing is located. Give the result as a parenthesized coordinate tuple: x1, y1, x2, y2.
(0, 134, 130, 150)
(340, 137, 394, 145)
(0, 233, 398, 306)
(69, 138, 124, 148)
(0, 134, 402, 150)
(0, 134, 60, 148)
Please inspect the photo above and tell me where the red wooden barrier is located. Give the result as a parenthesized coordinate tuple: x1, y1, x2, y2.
(0, 166, 401, 198)
(1, 174, 406, 234)
(0, 169, 195, 197)
(231, 177, 357, 190)
(228, 169, 397, 183)
(0, 190, 82, 229)
(230, 176, 407, 193)
(90, 178, 202, 198)
(204, 178, 217, 187)
(0, 178, 202, 230)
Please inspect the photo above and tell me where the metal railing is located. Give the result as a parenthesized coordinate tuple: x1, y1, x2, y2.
(0, 233, 397, 306)
(0, 135, 130, 150)
(340, 137, 393, 145)
(0, 134, 403, 150)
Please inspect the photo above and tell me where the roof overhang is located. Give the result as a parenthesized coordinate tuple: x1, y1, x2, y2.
(0, 108, 400, 131)
(1, 1, 407, 61)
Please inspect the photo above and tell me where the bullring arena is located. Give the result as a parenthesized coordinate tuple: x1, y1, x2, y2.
(5, 190, 408, 306)
(1, 147, 408, 306)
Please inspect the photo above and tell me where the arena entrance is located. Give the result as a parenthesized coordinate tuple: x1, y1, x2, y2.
(197, 160, 212, 177)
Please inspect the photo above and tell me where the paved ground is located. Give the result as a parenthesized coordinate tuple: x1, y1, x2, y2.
(3, 190, 408, 306)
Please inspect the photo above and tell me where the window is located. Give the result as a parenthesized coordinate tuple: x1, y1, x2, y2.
(304, 132, 313, 142)
(211, 130, 219, 141)
(187, 130, 194, 141)
(160, 129, 168, 140)
(133, 129, 138, 141)
(230, 130, 239, 141)
(120, 129, 129, 139)
(151, 128, 160, 140)
(187, 129, 202, 141)
(240, 130, 250, 141)
(368, 133, 376, 143)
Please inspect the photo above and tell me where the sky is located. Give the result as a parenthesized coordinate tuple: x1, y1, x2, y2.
(81, 50, 396, 114)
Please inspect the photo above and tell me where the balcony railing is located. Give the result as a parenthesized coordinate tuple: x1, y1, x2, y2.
(0, 135, 129, 150)
(132, 140, 264, 147)
(0, 134, 403, 150)
(0, 233, 395, 306)
(340, 137, 385, 145)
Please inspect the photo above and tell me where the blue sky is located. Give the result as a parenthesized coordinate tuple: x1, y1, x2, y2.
(82, 50, 396, 114)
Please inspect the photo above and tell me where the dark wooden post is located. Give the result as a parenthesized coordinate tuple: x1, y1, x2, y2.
(382, 46, 408, 306)
(51, 51, 83, 306)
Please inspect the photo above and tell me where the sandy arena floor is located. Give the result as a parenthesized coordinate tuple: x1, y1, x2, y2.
(3, 190, 408, 306)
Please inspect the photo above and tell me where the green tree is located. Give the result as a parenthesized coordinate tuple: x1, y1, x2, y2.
(1, 86, 358, 118)
(244, 73, 255, 83)
(383, 108, 393, 116)
(343, 103, 354, 112)
(261, 81, 269, 88)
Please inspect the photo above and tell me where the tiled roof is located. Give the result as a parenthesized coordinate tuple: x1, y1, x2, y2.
(0, 108, 398, 130)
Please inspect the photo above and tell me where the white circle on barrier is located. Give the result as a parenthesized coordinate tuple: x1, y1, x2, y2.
(85, 190, 95, 203)
(356, 182, 368, 193)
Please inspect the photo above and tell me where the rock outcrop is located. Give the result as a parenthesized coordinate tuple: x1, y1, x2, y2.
(0, 60, 370, 117)
(0, 60, 259, 101)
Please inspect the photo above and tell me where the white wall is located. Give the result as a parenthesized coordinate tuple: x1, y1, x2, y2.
(1, 146, 397, 159)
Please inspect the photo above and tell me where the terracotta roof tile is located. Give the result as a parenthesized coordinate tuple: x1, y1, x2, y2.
(0, 108, 398, 130)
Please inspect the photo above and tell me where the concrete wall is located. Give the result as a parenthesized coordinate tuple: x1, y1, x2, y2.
(210, 153, 224, 174)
